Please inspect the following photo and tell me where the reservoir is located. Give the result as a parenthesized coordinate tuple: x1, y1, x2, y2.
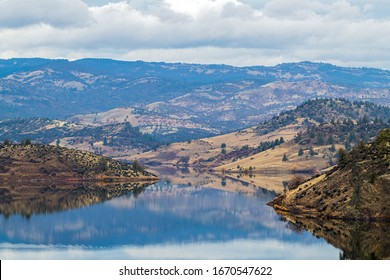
(0, 172, 353, 259)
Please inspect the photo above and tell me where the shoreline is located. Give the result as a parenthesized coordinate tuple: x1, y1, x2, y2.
(0, 175, 159, 185)
(269, 201, 390, 222)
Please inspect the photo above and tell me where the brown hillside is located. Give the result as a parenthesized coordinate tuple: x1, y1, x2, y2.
(269, 129, 390, 220)
(126, 121, 302, 168)
(0, 143, 157, 183)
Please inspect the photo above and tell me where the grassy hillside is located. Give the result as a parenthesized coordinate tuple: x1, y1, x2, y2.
(217, 99, 390, 172)
(134, 99, 390, 178)
(0, 143, 157, 182)
(126, 121, 301, 167)
(269, 129, 390, 220)
(216, 140, 342, 173)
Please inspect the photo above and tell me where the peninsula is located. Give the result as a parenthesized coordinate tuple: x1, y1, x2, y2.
(0, 143, 157, 183)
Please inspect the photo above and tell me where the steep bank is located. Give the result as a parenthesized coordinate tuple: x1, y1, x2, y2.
(268, 129, 390, 220)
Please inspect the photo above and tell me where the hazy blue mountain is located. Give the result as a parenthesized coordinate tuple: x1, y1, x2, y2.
(1, 59, 390, 137)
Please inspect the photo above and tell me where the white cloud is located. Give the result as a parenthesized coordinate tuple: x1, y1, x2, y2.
(0, 0, 390, 69)
(262, 0, 364, 20)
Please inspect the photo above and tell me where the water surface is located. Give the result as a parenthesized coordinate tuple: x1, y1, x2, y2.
(0, 174, 341, 259)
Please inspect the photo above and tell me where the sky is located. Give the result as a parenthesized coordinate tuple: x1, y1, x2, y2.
(1, 0, 390, 68)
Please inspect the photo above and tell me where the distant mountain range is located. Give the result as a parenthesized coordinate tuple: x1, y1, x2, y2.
(1, 58, 390, 141)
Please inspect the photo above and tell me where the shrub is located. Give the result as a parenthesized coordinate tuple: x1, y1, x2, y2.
(132, 160, 145, 172)
(287, 175, 306, 190)
(21, 138, 32, 146)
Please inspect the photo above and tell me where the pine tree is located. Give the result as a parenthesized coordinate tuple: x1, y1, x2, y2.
(98, 157, 109, 172)
(317, 132, 324, 145)
(337, 148, 349, 166)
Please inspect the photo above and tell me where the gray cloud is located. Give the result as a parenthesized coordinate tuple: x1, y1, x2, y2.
(0, 0, 390, 69)
(0, 0, 91, 28)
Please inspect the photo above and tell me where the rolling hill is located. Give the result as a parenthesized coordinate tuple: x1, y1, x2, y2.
(0, 143, 156, 183)
(131, 99, 390, 180)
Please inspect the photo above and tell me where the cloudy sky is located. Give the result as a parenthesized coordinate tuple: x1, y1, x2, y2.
(1, 0, 390, 68)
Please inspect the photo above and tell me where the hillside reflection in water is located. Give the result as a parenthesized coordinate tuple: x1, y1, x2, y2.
(0, 182, 151, 217)
(279, 213, 390, 260)
(0, 172, 341, 259)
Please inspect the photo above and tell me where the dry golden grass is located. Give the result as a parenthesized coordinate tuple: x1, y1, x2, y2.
(125, 121, 303, 166)
(217, 141, 341, 173)
(278, 174, 327, 206)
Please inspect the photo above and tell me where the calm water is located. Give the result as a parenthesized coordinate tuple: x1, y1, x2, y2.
(0, 175, 341, 259)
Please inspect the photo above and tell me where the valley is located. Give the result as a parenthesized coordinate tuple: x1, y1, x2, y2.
(1, 59, 390, 260)
(2, 60, 390, 216)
